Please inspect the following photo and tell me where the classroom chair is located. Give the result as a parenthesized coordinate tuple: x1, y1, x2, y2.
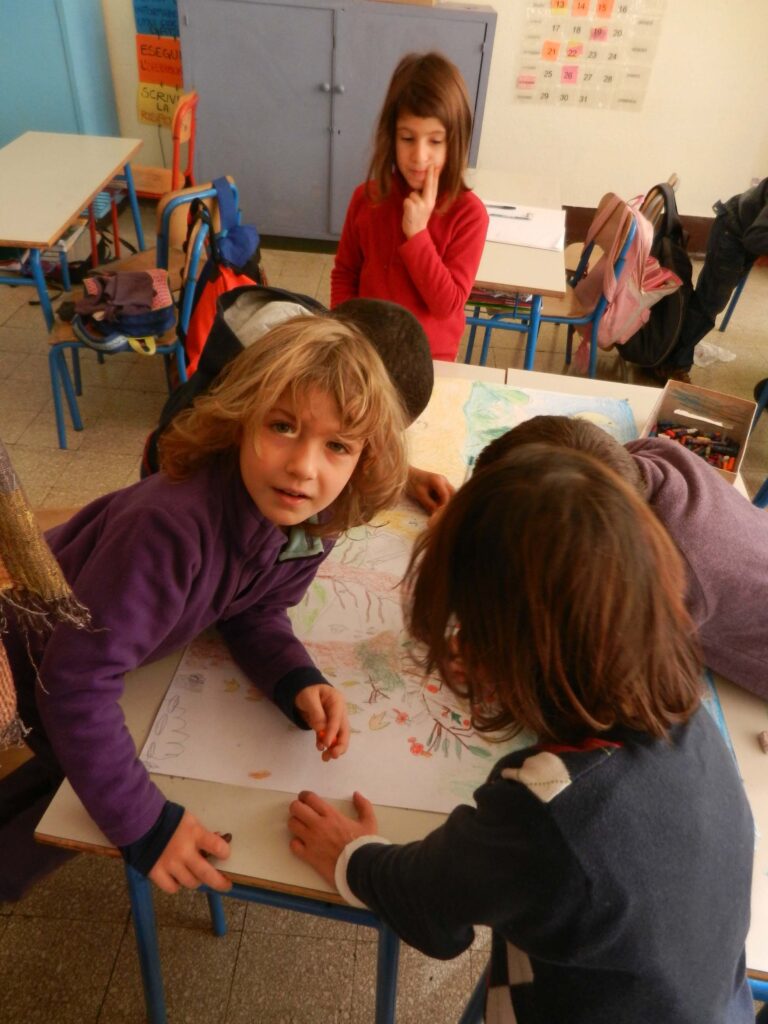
(464, 195, 637, 376)
(469, 195, 637, 379)
(539, 194, 638, 379)
(131, 91, 199, 200)
(47, 178, 238, 448)
(562, 173, 678, 277)
(718, 267, 750, 333)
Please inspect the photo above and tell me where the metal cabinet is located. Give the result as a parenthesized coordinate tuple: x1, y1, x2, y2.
(179, 0, 496, 239)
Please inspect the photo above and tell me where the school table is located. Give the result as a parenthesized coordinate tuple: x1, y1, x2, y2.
(465, 168, 567, 370)
(34, 366, 766, 1019)
(0, 131, 146, 330)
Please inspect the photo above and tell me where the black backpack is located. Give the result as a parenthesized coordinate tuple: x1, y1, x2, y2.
(618, 183, 693, 368)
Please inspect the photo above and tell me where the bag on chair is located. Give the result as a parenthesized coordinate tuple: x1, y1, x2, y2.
(178, 177, 265, 374)
(71, 268, 176, 353)
(617, 183, 694, 368)
(572, 193, 682, 361)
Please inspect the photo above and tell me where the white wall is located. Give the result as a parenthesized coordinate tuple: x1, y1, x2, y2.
(103, 0, 768, 218)
(477, 0, 768, 215)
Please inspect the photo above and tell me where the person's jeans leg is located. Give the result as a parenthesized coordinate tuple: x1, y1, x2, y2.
(666, 216, 753, 369)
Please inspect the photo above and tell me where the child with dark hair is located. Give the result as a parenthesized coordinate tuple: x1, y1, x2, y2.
(287, 447, 753, 1024)
(474, 415, 768, 698)
(331, 51, 489, 362)
(1, 316, 412, 901)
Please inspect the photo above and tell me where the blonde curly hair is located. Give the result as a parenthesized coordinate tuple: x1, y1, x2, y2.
(159, 316, 409, 536)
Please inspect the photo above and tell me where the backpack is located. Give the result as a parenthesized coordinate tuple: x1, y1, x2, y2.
(572, 193, 682, 364)
(617, 183, 694, 368)
(70, 268, 176, 353)
(178, 176, 265, 374)
(141, 284, 326, 476)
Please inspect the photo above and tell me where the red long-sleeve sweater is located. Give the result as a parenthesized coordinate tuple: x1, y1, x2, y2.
(331, 174, 488, 361)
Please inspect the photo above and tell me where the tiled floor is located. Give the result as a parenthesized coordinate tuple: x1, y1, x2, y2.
(0, 206, 766, 1022)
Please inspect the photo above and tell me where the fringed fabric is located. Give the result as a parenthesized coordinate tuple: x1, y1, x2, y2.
(0, 441, 90, 750)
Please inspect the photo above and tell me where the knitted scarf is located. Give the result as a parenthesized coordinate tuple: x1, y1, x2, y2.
(0, 441, 90, 750)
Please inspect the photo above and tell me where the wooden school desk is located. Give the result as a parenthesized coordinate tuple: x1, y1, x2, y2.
(35, 366, 766, 1017)
(465, 169, 567, 370)
(0, 132, 146, 330)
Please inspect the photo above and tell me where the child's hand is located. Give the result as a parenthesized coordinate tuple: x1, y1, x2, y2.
(402, 163, 439, 239)
(406, 465, 455, 515)
(288, 790, 378, 886)
(295, 683, 350, 761)
(148, 810, 232, 894)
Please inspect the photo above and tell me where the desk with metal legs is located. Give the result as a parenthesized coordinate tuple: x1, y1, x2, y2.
(465, 169, 566, 369)
(0, 132, 146, 330)
(35, 367, 767, 1018)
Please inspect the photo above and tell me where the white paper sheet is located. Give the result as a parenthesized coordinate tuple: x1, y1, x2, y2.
(140, 380, 637, 814)
(484, 201, 566, 252)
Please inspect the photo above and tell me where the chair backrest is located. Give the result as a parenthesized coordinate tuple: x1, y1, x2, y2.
(155, 176, 239, 257)
(170, 91, 199, 191)
(639, 172, 679, 232)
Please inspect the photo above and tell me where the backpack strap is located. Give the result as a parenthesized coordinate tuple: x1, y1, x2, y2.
(212, 177, 239, 233)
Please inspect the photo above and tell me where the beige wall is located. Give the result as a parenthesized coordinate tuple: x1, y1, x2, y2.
(103, 0, 768, 218)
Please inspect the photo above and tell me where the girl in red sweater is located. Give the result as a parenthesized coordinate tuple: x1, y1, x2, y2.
(331, 52, 488, 362)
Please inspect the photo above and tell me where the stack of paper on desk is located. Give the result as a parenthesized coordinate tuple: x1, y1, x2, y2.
(484, 202, 566, 251)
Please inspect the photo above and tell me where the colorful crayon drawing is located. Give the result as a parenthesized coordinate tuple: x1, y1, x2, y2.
(140, 379, 637, 814)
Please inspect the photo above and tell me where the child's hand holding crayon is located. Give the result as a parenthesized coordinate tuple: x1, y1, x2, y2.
(288, 790, 378, 886)
(295, 683, 351, 761)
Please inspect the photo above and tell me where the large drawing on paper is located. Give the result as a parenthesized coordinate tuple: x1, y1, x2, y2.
(140, 379, 637, 815)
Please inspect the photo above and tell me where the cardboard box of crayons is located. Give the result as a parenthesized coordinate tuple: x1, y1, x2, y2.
(641, 380, 756, 484)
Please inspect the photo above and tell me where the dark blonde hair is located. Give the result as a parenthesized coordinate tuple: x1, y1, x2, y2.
(406, 445, 702, 742)
(160, 316, 409, 536)
(367, 51, 472, 208)
(475, 415, 645, 496)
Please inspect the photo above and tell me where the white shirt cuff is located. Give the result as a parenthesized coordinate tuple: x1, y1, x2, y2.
(334, 834, 392, 909)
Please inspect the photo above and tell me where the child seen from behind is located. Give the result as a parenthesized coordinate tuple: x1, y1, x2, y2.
(0, 316, 411, 901)
(331, 51, 489, 362)
(288, 447, 753, 1024)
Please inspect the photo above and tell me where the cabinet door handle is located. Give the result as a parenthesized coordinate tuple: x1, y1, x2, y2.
(319, 82, 332, 93)
(333, 83, 345, 94)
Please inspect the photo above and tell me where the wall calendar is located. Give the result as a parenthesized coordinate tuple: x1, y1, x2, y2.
(515, 0, 665, 111)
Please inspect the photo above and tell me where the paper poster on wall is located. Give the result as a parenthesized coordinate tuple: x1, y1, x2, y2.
(137, 82, 183, 126)
(136, 34, 183, 88)
(133, 0, 180, 38)
(515, 0, 664, 111)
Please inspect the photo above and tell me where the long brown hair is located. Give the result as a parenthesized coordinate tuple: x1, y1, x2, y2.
(367, 51, 472, 207)
(159, 316, 409, 536)
(474, 415, 645, 496)
(406, 445, 702, 742)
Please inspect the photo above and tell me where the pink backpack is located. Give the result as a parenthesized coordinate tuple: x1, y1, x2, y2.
(572, 193, 682, 365)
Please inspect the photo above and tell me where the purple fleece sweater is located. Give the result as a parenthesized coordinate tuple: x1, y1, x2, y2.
(627, 438, 768, 696)
(16, 457, 333, 847)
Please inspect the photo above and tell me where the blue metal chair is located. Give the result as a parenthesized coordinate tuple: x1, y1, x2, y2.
(718, 268, 750, 333)
(464, 196, 637, 379)
(46, 180, 236, 448)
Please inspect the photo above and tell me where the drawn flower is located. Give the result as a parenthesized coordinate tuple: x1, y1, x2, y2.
(393, 708, 410, 725)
